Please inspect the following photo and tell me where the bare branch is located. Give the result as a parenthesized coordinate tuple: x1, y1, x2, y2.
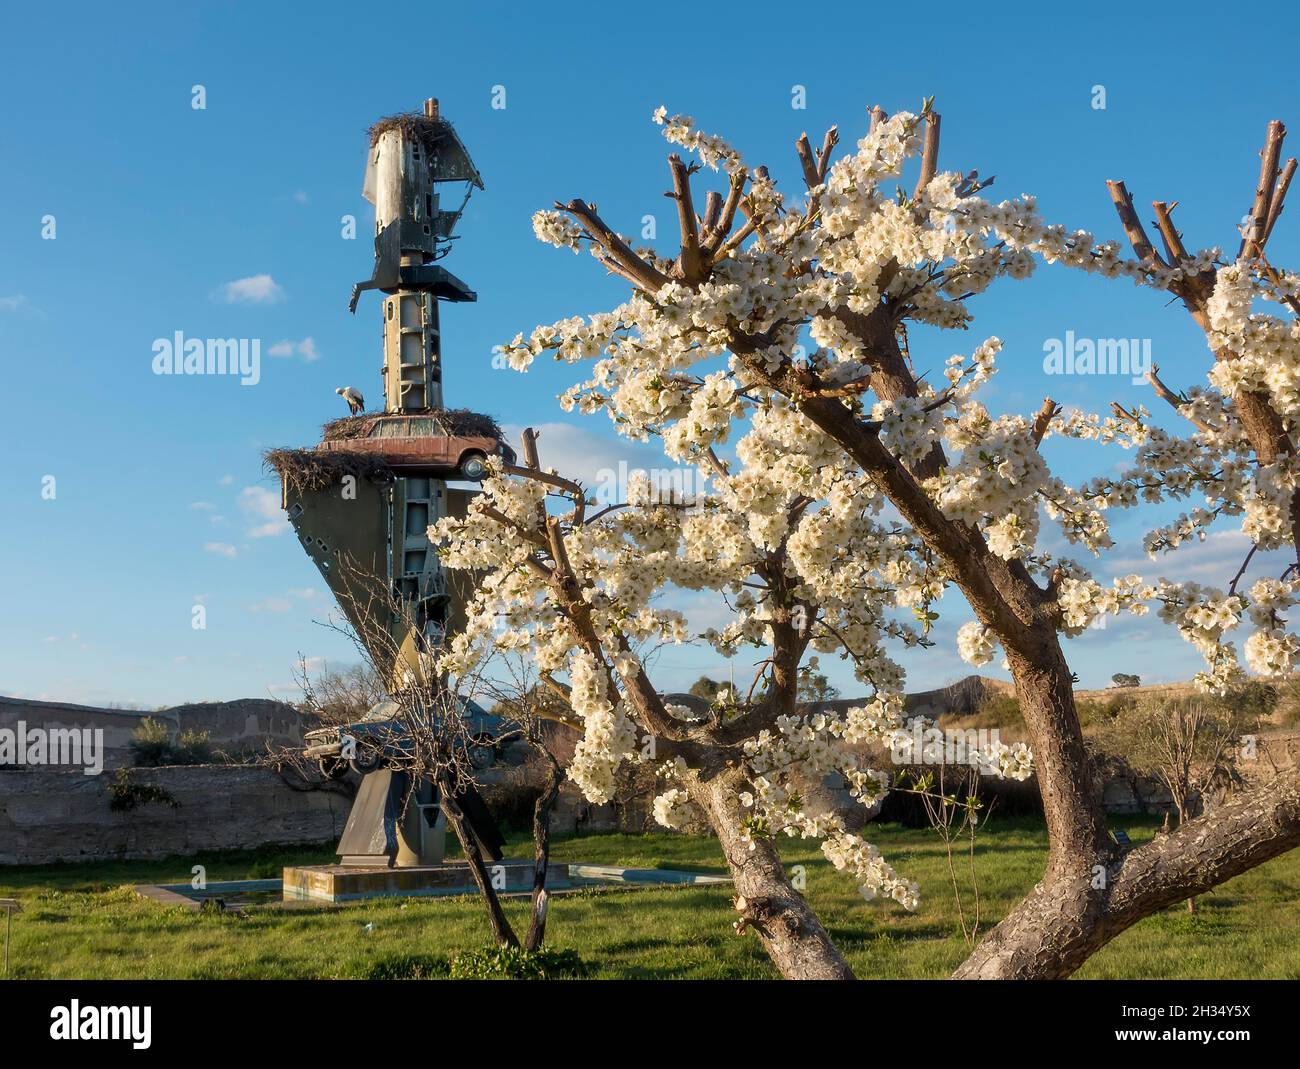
(1145, 364, 1217, 433)
(816, 125, 839, 182)
(560, 198, 669, 293)
(913, 110, 941, 200)
(1106, 179, 1166, 267)
(668, 154, 704, 280)
(795, 132, 820, 191)
(702, 169, 748, 255)
(1031, 398, 1060, 446)
(1151, 200, 1190, 265)
(1239, 119, 1287, 258)
(1262, 156, 1297, 246)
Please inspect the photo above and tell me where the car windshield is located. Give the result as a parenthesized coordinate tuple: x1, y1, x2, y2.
(367, 418, 451, 438)
(369, 420, 407, 438)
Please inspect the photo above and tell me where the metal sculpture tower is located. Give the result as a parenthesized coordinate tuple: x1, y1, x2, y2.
(270, 99, 503, 869)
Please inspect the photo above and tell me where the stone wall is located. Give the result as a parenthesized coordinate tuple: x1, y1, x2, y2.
(0, 695, 310, 771)
(0, 765, 348, 866)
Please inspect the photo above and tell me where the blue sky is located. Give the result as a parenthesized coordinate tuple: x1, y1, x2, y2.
(2, 1, 1298, 707)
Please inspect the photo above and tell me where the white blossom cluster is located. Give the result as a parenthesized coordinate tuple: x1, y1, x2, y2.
(566, 650, 640, 803)
(740, 702, 917, 908)
(886, 720, 1035, 782)
(956, 621, 998, 666)
(1243, 577, 1300, 675)
(652, 787, 695, 830)
(1205, 260, 1300, 422)
(652, 106, 743, 173)
(1055, 572, 1154, 635)
(531, 209, 583, 252)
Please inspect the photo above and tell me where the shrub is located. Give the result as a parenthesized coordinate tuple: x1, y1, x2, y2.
(347, 953, 450, 980)
(448, 946, 590, 979)
(107, 769, 180, 812)
(970, 693, 1024, 730)
(174, 729, 213, 764)
(129, 718, 173, 766)
(1226, 680, 1278, 720)
(129, 718, 213, 766)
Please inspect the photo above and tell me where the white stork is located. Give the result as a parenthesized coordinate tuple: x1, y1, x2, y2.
(336, 386, 365, 415)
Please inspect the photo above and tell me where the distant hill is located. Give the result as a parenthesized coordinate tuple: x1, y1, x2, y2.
(903, 675, 1015, 717)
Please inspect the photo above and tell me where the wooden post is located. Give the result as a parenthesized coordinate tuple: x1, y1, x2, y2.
(0, 899, 21, 977)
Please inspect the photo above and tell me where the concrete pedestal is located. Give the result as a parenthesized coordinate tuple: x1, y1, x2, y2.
(282, 859, 558, 903)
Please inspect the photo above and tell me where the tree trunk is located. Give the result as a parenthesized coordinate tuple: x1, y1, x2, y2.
(689, 765, 854, 979)
(437, 773, 518, 948)
(525, 759, 563, 951)
(1175, 800, 1196, 915)
(954, 767, 1300, 977)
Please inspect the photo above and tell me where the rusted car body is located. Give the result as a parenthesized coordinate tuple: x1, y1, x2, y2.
(316, 414, 515, 480)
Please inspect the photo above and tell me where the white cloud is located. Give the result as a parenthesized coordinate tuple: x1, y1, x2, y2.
(239, 485, 288, 538)
(250, 597, 292, 614)
(204, 542, 238, 558)
(216, 274, 285, 305)
(662, 586, 738, 633)
(250, 587, 316, 614)
(292, 190, 309, 205)
(190, 501, 216, 511)
(0, 295, 28, 311)
(500, 421, 671, 492)
(267, 337, 320, 362)
(218, 474, 234, 486)
(1103, 529, 1288, 587)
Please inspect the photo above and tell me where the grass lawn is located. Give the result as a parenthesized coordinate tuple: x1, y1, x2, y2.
(1, 816, 1296, 979)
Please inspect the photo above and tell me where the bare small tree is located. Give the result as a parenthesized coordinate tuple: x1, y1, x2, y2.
(298, 661, 386, 727)
(313, 557, 577, 952)
(1108, 696, 1253, 912)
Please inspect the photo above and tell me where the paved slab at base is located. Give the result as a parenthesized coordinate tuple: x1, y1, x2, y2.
(281, 861, 730, 903)
(282, 860, 560, 902)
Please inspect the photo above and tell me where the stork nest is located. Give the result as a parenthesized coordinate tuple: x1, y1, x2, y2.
(264, 448, 393, 497)
(321, 408, 502, 442)
(368, 112, 455, 151)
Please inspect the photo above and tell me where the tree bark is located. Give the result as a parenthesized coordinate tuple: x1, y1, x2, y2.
(953, 768, 1300, 977)
(436, 773, 519, 949)
(524, 758, 563, 951)
(688, 765, 855, 979)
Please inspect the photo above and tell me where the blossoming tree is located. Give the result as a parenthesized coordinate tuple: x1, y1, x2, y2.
(433, 102, 1300, 979)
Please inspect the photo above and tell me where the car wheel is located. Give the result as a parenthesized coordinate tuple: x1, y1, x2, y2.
(468, 733, 497, 769)
(459, 451, 489, 481)
(318, 755, 349, 780)
(348, 747, 382, 776)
